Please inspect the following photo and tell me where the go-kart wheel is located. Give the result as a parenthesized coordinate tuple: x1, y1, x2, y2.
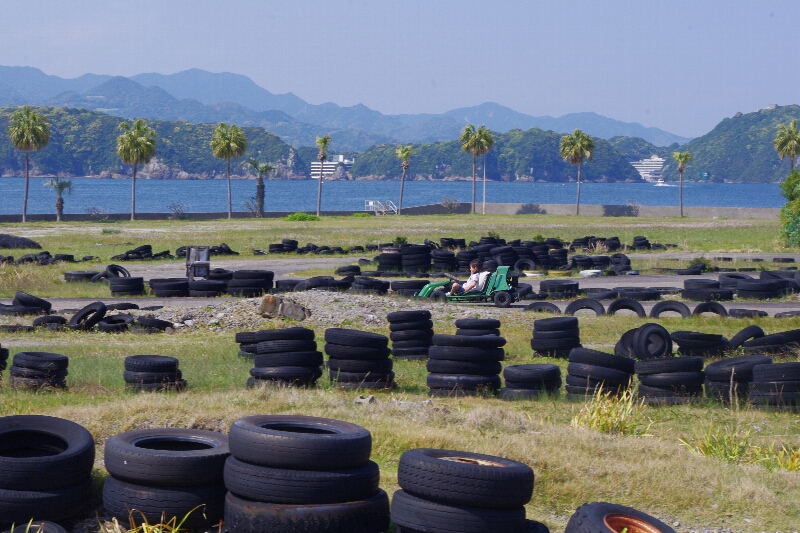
(431, 290, 448, 303)
(493, 290, 513, 308)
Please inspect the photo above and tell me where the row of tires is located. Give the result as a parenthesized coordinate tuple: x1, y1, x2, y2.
(525, 297, 788, 319)
(0, 414, 676, 533)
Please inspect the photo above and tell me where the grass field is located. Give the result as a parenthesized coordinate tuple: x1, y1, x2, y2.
(1, 215, 799, 531)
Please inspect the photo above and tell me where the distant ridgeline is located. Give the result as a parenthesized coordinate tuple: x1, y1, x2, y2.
(0, 105, 798, 183)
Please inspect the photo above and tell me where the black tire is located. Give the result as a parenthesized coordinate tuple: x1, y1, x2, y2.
(427, 346, 505, 363)
(693, 301, 729, 317)
(649, 300, 691, 319)
(564, 298, 605, 316)
(250, 366, 323, 381)
(254, 351, 324, 368)
(427, 359, 502, 376)
(0, 522, 67, 533)
(33, 315, 67, 327)
(606, 298, 646, 317)
(324, 329, 388, 349)
(102, 475, 225, 528)
(615, 288, 660, 301)
(533, 316, 578, 332)
(390, 319, 434, 332)
(388, 310, 432, 322)
(257, 339, 318, 354)
(431, 334, 506, 348)
(670, 331, 724, 348)
(12, 352, 69, 371)
(123, 370, 183, 384)
(253, 328, 316, 342)
(328, 358, 393, 374)
(9, 366, 68, 379)
(124, 355, 179, 372)
(705, 354, 772, 382)
(13, 291, 51, 312)
(524, 302, 562, 314)
(426, 374, 501, 390)
(530, 337, 581, 352)
(106, 302, 140, 311)
(396, 448, 533, 508)
(742, 333, 786, 348)
(565, 501, 676, 533)
(582, 288, 619, 300)
(639, 371, 705, 388)
(493, 291, 513, 308)
(391, 489, 526, 533)
(105, 264, 130, 277)
(64, 270, 101, 282)
(728, 308, 768, 318)
(224, 456, 379, 504)
(391, 329, 434, 341)
(223, 489, 390, 533)
(454, 318, 501, 330)
(635, 356, 704, 375)
(98, 314, 135, 332)
(729, 325, 765, 349)
(104, 428, 229, 486)
(503, 363, 562, 382)
(456, 328, 501, 337)
(68, 301, 107, 330)
(632, 323, 673, 360)
(568, 348, 635, 374)
(324, 344, 392, 361)
(752, 362, 800, 382)
(0, 478, 92, 525)
(228, 415, 372, 470)
(566, 363, 632, 384)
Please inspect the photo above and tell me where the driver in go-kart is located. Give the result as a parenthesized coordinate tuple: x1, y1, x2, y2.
(446, 259, 483, 296)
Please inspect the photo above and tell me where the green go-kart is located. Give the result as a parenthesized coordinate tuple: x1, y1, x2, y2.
(414, 266, 520, 308)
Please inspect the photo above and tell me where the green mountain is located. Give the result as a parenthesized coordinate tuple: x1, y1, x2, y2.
(661, 105, 800, 183)
(607, 136, 678, 161)
(350, 128, 642, 182)
(0, 106, 307, 178)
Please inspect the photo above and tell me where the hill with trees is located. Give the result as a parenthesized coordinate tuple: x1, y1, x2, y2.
(607, 136, 678, 161)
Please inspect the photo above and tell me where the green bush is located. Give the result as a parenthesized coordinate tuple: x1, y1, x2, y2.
(351, 212, 372, 218)
(780, 169, 800, 245)
(284, 212, 320, 222)
(393, 236, 408, 245)
(781, 169, 800, 201)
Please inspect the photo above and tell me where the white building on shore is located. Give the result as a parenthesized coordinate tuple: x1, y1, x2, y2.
(630, 155, 666, 182)
(311, 155, 354, 179)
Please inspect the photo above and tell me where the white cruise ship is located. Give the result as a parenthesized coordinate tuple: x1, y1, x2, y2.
(630, 155, 666, 182)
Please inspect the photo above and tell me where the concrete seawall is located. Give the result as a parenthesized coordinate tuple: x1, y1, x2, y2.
(0, 202, 779, 222)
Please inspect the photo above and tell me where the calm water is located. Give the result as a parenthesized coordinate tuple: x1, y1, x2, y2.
(0, 177, 784, 215)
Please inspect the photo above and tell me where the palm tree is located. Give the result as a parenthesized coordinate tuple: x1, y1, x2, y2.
(395, 145, 413, 214)
(672, 151, 692, 217)
(8, 106, 50, 222)
(211, 123, 248, 219)
(315, 135, 331, 216)
(559, 129, 594, 215)
(774, 119, 800, 172)
(460, 124, 482, 214)
(477, 126, 495, 214)
(43, 177, 72, 222)
(116, 119, 157, 221)
(247, 159, 275, 217)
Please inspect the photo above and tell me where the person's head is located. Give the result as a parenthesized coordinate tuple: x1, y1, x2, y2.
(469, 258, 481, 272)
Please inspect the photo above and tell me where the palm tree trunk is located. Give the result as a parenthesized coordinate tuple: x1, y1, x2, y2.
(56, 196, 64, 222)
(22, 150, 29, 223)
(471, 155, 476, 214)
(316, 159, 324, 217)
(398, 167, 406, 215)
(131, 161, 137, 221)
(575, 161, 582, 215)
(679, 170, 684, 217)
(256, 177, 265, 217)
(482, 155, 487, 215)
(227, 158, 232, 219)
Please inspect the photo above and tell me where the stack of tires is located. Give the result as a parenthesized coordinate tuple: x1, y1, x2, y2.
(0, 415, 94, 526)
(335, 265, 361, 277)
(103, 427, 228, 528)
(456, 249, 479, 273)
(188, 279, 227, 297)
(326, 328, 396, 389)
(761, 270, 799, 293)
(704, 354, 772, 402)
(207, 268, 234, 281)
(377, 248, 402, 272)
(400, 244, 432, 273)
(749, 362, 800, 410)
(531, 244, 551, 269)
(630, 236, 651, 250)
(0, 343, 7, 373)
(610, 253, 631, 274)
(548, 248, 569, 269)
(350, 277, 390, 294)
(149, 278, 190, 297)
(670, 331, 729, 357)
(432, 249, 456, 271)
(273, 279, 303, 293)
(440, 237, 466, 249)
(388, 310, 434, 359)
(635, 356, 705, 404)
(500, 364, 562, 400)
(565, 348, 634, 400)
(530, 317, 581, 358)
(228, 270, 274, 297)
(249, 328, 322, 388)
(456, 318, 501, 337)
(603, 236, 621, 251)
(719, 272, 752, 290)
(11, 291, 51, 314)
(9, 352, 68, 390)
(490, 246, 518, 267)
(124, 355, 186, 392)
(681, 279, 733, 301)
(109, 275, 145, 297)
(539, 279, 579, 300)
(391, 279, 430, 297)
(391, 448, 539, 533)
(223, 415, 390, 532)
(614, 324, 673, 360)
(736, 277, 788, 300)
(427, 334, 505, 397)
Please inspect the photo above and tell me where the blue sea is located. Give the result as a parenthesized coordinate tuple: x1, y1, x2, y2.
(0, 177, 784, 215)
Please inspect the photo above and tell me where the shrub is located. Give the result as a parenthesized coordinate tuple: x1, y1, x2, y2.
(679, 424, 800, 472)
(570, 386, 650, 436)
(284, 212, 319, 222)
(351, 212, 371, 218)
(393, 236, 408, 245)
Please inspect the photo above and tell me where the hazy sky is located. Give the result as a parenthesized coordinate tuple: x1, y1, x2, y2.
(0, 0, 795, 137)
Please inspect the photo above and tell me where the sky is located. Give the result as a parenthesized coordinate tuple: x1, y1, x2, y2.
(0, 0, 795, 138)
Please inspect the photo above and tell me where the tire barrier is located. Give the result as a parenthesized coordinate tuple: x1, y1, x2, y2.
(150, 278, 190, 297)
(390, 279, 430, 297)
(391, 448, 538, 533)
(224, 415, 390, 533)
(704, 354, 773, 403)
(500, 364, 562, 400)
(427, 333, 505, 397)
(9, 352, 68, 390)
(176, 243, 239, 257)
(124, 355, 186, 392)
(0, 415, 94, 526)
(565, 347, 634, 400)
(671, 331, 730, 357)
(388, 310, 433, 359)
(245, 328, 322, 388)
(111, 244, 174, 261)
(103, 427, 228, 528)
(326, 328, 395, 390)
(635, 356, 705, 405)
(530, 317, 581, 358)
(750, 362, 800, 410)
(228, 269, 274, 298)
